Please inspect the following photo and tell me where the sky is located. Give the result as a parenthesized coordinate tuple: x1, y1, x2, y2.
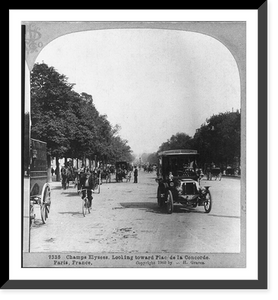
(36, 28, 240, 157)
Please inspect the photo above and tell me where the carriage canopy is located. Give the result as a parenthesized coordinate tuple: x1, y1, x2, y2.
(157, 149, 199, 179)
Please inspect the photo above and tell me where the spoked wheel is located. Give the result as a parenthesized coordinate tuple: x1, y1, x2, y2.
(30, 205, 35, 227)
(204, 190, 212, 213)
(82, 198, 91, 217)
(166, 190, 174, 214)
(41, 184, 51, 224)
(157, 188, 164, 207)
(82, 199, 87, 217)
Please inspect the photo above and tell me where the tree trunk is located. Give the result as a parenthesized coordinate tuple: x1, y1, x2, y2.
(47, 155, 52, 182)
(56, 157, 60, 181)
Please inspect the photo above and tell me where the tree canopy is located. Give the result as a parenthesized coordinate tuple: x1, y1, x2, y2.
(193, 111, 241, 167)
(31, 63, 240, 169)
(30, 63, 134, 163)
(143, 111, 241, 169)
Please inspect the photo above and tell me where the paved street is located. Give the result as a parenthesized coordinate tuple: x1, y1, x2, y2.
(30, 171, 241, 253)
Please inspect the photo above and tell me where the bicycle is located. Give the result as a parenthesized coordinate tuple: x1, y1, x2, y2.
(78, 189, 93, 217)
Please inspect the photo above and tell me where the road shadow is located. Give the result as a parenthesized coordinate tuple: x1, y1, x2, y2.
(206, 214, 240, 219)
(58, 211, 84, 217)
(171, 205, 210, 214)
(119, 201, 209, 215)
(119, 201, 165, 214)
(61, 191, 80, 197)
(50, 185, 63, 190)
(31, 219, 45, 228)
(173, 206, 240, 218)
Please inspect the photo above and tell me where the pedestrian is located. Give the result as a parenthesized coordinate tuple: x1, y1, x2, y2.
(51, 167, 54, 176)
(134, 166, 138, 183)
(61, 165, 69, 189)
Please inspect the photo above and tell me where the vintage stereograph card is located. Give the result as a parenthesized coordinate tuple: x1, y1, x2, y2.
(21, 20, 247, 270)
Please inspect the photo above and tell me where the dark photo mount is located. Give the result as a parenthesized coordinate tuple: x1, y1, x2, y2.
(5, 2, 267, 289)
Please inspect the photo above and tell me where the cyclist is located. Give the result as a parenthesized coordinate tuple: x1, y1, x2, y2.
(80, 171, 94, 208)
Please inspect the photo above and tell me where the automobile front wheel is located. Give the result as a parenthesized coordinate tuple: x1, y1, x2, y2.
(204, 190, 212, 213)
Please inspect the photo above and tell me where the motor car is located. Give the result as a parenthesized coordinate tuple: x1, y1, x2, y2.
(156, 149, 212, 214)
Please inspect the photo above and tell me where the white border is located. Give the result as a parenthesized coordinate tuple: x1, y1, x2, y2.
(10, 9, 258, 282)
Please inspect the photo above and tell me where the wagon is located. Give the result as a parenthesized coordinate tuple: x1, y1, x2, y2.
(206, 167, 222, 181)
(156, 149, 212, 214)
(29, 138, 51, 225)
(115, 161, 131, 182)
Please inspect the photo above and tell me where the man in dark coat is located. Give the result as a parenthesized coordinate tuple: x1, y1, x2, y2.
(133, 166, 138, 183)
(80, 172, 95, 208)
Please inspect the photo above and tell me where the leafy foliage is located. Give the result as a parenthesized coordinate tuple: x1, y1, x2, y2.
(30, 63, 133, 163)
(158, 132, 193, 152)
(31, 63, 240, 168)
(144, 111, 241, 168)
(193, 111, 241, 167)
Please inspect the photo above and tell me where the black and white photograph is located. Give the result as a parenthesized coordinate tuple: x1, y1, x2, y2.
(7, 6, 270, 290)
(22, 20, 245, 269)
(22, 22, 246, 268)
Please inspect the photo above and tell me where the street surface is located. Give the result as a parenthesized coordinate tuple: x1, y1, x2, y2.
(30, 171, 241, 253)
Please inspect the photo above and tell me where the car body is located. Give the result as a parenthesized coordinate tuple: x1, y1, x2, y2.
(156, 149, 212, 214)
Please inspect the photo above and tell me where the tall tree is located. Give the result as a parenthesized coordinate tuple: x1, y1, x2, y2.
(30, 62, 134, 165)
(31, 63, 75, 158)
(158, 132, 193, 152)
(157, 111, 241, 169)
(192, 111, 241, 167)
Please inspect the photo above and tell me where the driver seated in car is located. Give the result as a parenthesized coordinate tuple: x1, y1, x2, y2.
(169, 172, 174, 180)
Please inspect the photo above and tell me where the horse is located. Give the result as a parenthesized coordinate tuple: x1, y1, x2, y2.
(206, 167, 222, 181)
(100, 169, 111, 183)
(61, 166, 70, 189)
(126, 170, 132, 182)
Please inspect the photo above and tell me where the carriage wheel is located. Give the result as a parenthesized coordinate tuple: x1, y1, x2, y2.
(166, 190, 174, 214)
(41, 183, 51, 224)
(41, 204, 47, 223)
(30, 205, 35, 227)
(204, 190, 212, 213)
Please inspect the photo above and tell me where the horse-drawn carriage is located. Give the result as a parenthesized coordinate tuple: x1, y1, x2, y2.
(206, 167, 222, 181)
(100, 166, 113, 183)
(29, 138, 51, 225)
(115, 161, 131, 182)
(156, 149, 212, 214)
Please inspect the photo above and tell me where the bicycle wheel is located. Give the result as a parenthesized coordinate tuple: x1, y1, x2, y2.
(82, 198, 89, 217)
(82, 199, 86, 217)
